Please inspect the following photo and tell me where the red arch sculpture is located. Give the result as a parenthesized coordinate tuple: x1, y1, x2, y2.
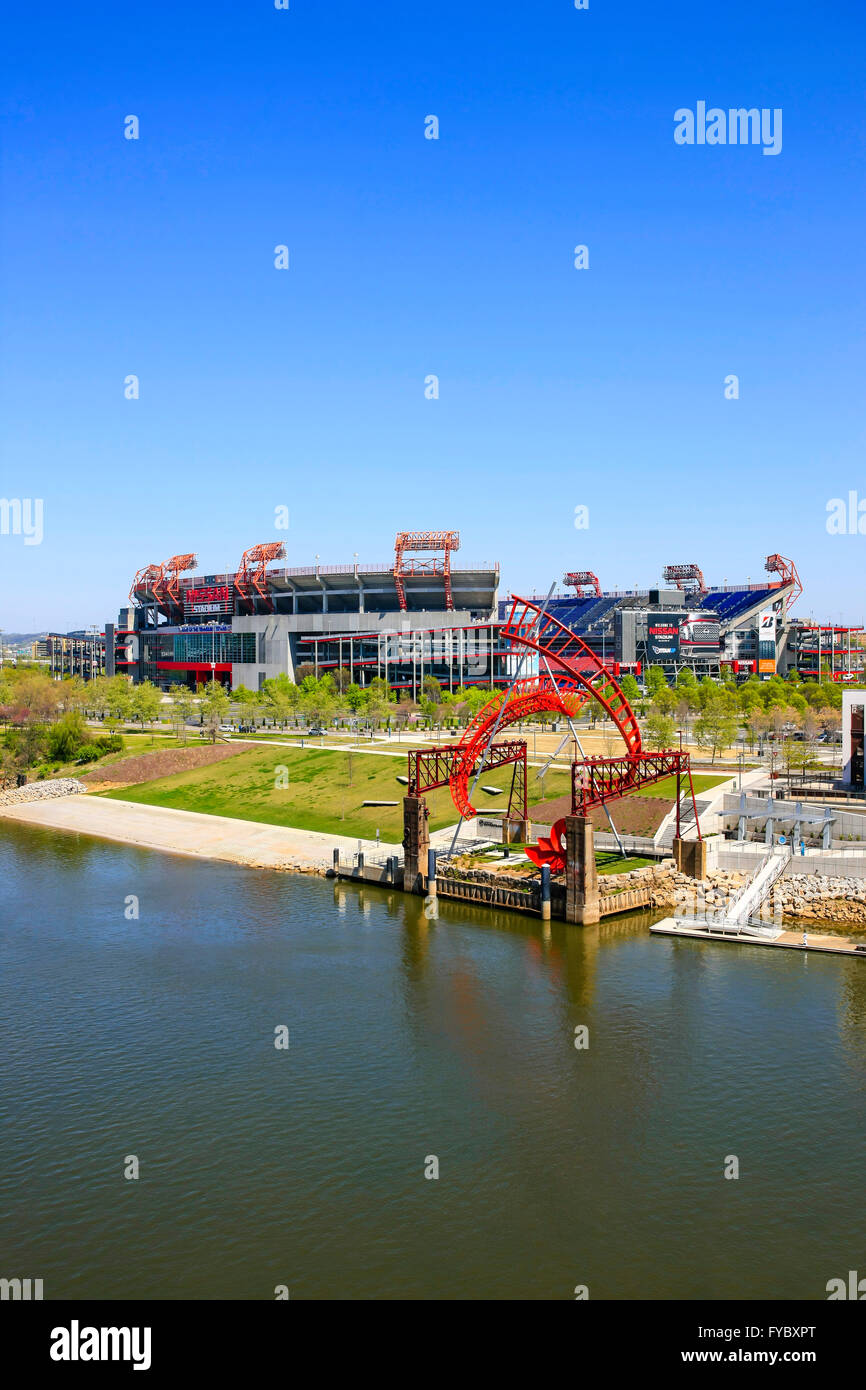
(448, 595, 642, 820)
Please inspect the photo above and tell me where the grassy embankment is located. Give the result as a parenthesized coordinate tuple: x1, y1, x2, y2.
(101, 745, 573, 841)
(632, 773, 728, 798)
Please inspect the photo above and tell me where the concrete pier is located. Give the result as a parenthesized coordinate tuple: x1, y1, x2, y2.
(673, 837, 707, 879)
(565, 815, 600, 925)
(402, 795, 430, 894)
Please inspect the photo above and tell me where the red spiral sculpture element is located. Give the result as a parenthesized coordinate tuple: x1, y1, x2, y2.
(448, 596, 642, 822)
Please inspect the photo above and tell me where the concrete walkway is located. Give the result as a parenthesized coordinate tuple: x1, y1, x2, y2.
(0, 795, 400, 871)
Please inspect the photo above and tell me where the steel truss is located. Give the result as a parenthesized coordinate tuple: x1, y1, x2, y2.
(408, 738, 528, 822)
(393, 531, 460, 611)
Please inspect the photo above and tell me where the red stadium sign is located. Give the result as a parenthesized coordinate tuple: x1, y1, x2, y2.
(184, 584, 234, 617)
(186, 586, 231, 604)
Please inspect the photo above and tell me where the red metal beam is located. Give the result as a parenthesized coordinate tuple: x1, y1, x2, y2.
(234, 542, 287, 613)
(571, 750, 690, 815)
(408, 738, 528, 821)
(765, 553, 803, 608)
(663, 563, 705, 593)
(393, 530, 460, 611)
(564, 571, 601, 598)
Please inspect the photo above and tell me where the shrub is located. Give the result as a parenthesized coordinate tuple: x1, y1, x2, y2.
(94, 734, 123, 754)
(47, 711, 90, 762)
(75, 745, 102, 764)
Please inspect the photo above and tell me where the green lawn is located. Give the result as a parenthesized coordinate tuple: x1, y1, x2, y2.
(99, 745, 573, 841)
(632, 773, 728, 799)
(595, 853, 655, 875)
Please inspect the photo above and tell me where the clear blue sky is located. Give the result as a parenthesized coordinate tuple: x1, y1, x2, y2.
(1, 0, 864, 631)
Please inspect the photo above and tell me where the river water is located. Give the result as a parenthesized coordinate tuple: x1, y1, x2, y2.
(2, 820, 865, 1301)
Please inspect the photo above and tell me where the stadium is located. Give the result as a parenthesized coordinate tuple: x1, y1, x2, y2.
(42, 535, 864, 692)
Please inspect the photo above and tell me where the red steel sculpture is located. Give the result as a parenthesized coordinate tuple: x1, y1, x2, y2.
(408, 739, 528, 823)
(410, 594, 702, 873)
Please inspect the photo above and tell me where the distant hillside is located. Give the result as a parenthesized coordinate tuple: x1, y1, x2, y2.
(2, 633, 47, 647)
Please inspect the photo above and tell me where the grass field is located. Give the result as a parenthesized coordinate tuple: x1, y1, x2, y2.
(100, 745, 573, 841)
(595, 853, 655, 875)
(632, 773, 728, 799)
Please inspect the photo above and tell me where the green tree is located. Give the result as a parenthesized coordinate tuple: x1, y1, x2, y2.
(170, 686, 195, 741)
(421, 675, 443, 705)
(47, 710, 90, 762)
(693, 701, 739, 763)
(645, 711, 676, 751)
(131, 681, 162, 738)
(104, 676, 132, 728)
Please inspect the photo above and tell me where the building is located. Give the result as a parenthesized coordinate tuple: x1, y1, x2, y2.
(46, 630, 107, 681)
(498, 554, 862, 685)
(117, 534, 504, 693)
(499, 577, 793, 682)
(109, 541, 862, 696)
(842, 690, 865, 789)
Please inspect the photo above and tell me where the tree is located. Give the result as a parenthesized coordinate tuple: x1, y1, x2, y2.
(200, 680, 230, 741)
(651, 684, 677, 716)
(261, 672, 299, 728)
(47, 710, 90, 762)
(693, 701, 739, 763)
(104, 676, 132, 729)
(301, 679, 335, 729)
(645, 665, 667, 698)
(645, 711, 675, 751)
(747, 708, 770, 752)
(619, 674, 640, 703)
(86, 675, 111, 722)
(170, 686, 195, 741)
(131, 681, 161, 738)
(367, 696, 390, 732)
(421, 675, 443, 705)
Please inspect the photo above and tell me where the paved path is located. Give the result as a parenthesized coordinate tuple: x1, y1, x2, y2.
(0, 795, 400, 870)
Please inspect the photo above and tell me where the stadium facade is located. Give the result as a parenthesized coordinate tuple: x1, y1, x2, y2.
(41, 536, 864, 694)
(113, 535, 507, 695)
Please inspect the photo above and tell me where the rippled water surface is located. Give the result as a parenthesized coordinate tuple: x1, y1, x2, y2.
(2, 820, 866, 1300)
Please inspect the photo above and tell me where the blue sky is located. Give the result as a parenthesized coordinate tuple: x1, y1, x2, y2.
(1, 0, 864, 631)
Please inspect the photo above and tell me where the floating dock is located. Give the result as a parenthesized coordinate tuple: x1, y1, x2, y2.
(651, 918, 866, 958)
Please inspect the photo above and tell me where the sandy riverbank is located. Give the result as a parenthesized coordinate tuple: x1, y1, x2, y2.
(0, 794, 393, 872)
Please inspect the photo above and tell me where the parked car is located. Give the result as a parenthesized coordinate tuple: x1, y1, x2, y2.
(308, 726, 326, 736)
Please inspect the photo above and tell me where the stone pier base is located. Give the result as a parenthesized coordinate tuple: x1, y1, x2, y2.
(673, 837, 708, 880)
(503, 818, 531, 845)
(403, 796, 430, 894)
(565, 815, 600, 925)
